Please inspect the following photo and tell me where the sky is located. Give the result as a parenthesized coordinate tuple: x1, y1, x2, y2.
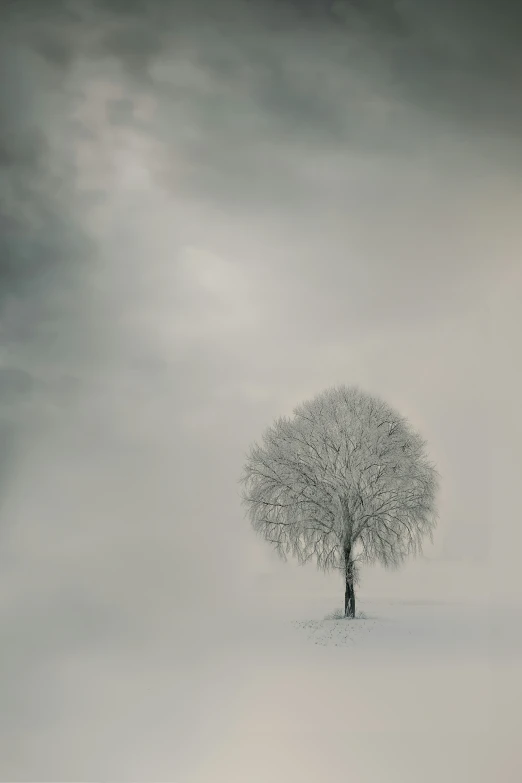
(0, 0, 521, 779)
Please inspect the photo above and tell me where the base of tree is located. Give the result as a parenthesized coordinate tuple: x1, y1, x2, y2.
(325, 608, 367, 621)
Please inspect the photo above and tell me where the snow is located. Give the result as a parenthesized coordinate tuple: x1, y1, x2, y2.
(180, 596, 520, 783)
(2, 561, 520, 781)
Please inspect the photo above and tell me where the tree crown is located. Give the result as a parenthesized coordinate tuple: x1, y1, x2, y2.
(240, 385, 439, 574)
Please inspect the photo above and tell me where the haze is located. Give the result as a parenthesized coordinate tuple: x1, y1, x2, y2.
(1, 1, 521, 780)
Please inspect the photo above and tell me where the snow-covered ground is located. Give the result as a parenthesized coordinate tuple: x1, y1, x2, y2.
(180, 595, 521, 783)
(2, 564, 520, 781)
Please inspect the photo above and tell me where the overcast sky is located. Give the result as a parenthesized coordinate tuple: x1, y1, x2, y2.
(1, 0, 521, 778)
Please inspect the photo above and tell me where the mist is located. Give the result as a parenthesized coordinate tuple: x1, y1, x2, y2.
(1, 0, 521, 779)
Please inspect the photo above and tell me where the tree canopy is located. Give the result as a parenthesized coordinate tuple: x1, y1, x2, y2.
(240, 385, 439, 616)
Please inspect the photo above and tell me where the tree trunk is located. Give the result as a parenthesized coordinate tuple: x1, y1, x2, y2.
(344, 571, 355, 618)
(344, 544, 356, 618)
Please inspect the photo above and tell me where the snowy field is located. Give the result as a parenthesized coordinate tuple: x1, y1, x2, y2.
(3, 581, 520, 782)
(177, 595, 521, 783)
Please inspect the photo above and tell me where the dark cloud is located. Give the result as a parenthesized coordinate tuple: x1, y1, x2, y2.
(54, 0, 519, 144)
(0, 366, 35, 399)
(0, 14, 99, 509)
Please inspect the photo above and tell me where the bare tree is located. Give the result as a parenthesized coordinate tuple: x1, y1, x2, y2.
(240, 385, 439, 617)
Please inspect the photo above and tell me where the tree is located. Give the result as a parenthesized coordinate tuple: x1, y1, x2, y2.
(240, 385, 439, 617)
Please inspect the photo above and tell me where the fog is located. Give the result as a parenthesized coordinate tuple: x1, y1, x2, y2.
(1, 1, 521, 779)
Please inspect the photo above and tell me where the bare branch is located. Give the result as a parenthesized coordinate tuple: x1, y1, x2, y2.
(240, 384, 439, 585)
